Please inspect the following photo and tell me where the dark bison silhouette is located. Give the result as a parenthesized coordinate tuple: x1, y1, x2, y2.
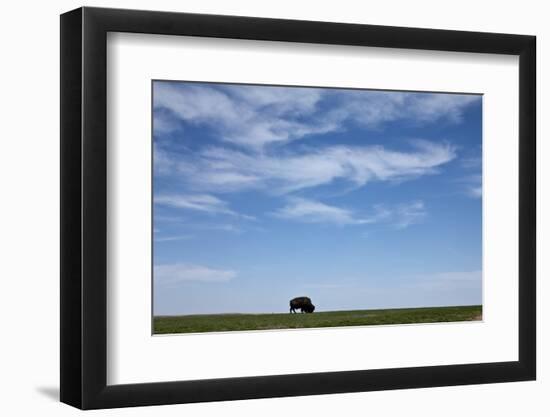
(290, 296, 315, 314)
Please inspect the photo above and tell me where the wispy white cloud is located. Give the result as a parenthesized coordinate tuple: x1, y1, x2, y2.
(458, 148, 482, 198)
(195, 223, 243, 233)
(154, 263, 237, 284)
(153, 142, 176, 175)
(404, 93, 480, 124)
(272, 197, 389, 225)
(301, 283, 352, 289)
(154, 193, 256, 221)
(460, 155, 482, 169)
(272, 197, 424, 229)
(456, 174, 482, 199)
(152, 214, 245, 234)
(155, 193, 233, 214)
(225, 84, 323, 116)
(393, 201, 427, 229)
(328, 91, 480, 129)
(153, 112, 179, 135)
(435, 270, 482, 282)
(159, 140, 456, 194)
(468, 184, 482, 198)
(414, 270, 482, 291)
(153, 82, 480, 150)
(154, 235, 194, 242)
(154, 83, 335, 149)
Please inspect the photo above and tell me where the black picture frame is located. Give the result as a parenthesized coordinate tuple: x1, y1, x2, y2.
(60, 6, 536, 410)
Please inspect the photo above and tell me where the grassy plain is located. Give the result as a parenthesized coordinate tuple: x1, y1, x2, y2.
(154, 305, 482, 334)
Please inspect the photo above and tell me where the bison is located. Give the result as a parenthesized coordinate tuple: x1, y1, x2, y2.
(290, 296, 315, 314)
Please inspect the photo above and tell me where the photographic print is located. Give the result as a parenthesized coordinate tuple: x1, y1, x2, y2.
(152, 81, 482, 335)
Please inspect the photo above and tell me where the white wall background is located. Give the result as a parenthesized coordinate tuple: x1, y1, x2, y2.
(0, 0, 545, 415)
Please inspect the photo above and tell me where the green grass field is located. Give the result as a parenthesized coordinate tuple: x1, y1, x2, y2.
(154, 305, 482, 334)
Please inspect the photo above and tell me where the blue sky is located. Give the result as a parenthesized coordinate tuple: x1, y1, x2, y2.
(152, 81, 482, 315)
